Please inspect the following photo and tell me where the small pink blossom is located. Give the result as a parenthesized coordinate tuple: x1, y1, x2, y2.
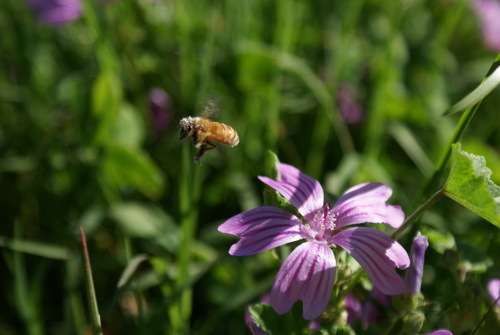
(426, 330, 452, 335)
(487, 278, 500, 306)
(27, 0, 82, 26)
(148, 88, 172, 136)
(344, 293, 362, 325)
(337, 85, 363, 124)
(219, 163, 410, 320)
(472, 0, 500, 52)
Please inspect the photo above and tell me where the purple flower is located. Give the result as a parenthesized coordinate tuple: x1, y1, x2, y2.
(425, 330, 452, 335)
(345, 293, 362, 325)
(218, 163, 410, 320)
(27, 0, 82, 26)
(406, 232, 429, 295)
(362, 288, 391, 328)
(337, 85, 363, 124)
(148, 88, 172, 136)
(487, 278, 500, 306)
(345, 289, 390, 328)
(472, 0, 500, 52)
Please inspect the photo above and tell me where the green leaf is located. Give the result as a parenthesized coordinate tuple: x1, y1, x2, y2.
(117, 254, 149, 288)
(109, 202, 179, 253)
(110, 202, 165, 237)
(73, 206, 105, 236)
(248, 302, 309, 335)
(458, 241, 493, 273)
(266, 150, 281, 179)
(444, 60, 500, 116)
(248, 303, 274, 334)
(444, 143, 500, 227)
(101, 144, 165, 199)
(0, 156, 35, 173)
(0, 236, 70, 260)
(111, 103, 145, 148)
(422, 226, 456, 254)
(462, 139, 500, 185)
(91, 71, 122, 145)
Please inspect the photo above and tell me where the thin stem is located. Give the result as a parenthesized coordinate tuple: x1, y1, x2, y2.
(392, 189, 445, 240)
(471, 297, 500, 335)
(80, 227, 103, 335)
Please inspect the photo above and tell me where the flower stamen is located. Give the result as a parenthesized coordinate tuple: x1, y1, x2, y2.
(313, 204, 337, 241)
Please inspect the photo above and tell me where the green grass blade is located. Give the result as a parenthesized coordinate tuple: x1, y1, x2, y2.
(444, 56, 500, 116)
(80, 227, 103, 335)
(13, 220, 43, 335)
(117, 254, 149, 289)
(0, 236, 70, 260)
(388, 122, 434, 178)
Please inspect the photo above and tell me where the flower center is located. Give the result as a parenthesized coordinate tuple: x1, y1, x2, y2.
(312, 203, 337, 241)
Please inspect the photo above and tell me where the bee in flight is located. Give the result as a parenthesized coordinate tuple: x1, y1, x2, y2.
(179, 103, 239, 164)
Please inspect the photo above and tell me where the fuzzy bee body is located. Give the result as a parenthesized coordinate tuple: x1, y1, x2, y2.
(179, 116, 239, 164)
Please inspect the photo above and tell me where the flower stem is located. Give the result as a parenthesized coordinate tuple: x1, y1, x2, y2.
(168, 144, 202, 333)
(391, 189, 444, 240)
(471, 297, 500, 335)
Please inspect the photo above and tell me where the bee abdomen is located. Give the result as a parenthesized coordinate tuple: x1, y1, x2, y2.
(206, 122, 239, 147)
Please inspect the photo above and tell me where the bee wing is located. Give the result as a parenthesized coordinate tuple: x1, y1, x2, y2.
(201, 98, 220, 119)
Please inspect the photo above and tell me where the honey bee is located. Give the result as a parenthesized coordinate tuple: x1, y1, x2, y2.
(179, 115, 239, 164)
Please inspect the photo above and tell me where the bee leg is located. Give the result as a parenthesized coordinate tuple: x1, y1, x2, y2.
(194, 141, 216, 165)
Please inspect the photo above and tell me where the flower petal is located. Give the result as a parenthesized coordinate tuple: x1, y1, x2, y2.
(258, 163, 324, 220)
(487, 278, 500, 306)
(218, 206, 304, 256)
(406, 232, 429, 295)
(426, 330, 453, 335)
(333, 183, 404, 228)
(344, 293, 362, 325)
(271, 241, 336, 320)
(330, 227, 410, 295)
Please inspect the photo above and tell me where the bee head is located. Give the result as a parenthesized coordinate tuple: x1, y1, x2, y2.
(179, 117, 194, 140)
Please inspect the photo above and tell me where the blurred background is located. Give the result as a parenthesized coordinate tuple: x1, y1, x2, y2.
(0, 0, 499, 334)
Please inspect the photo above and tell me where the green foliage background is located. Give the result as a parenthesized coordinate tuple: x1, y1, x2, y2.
(0, 0, 499, 334)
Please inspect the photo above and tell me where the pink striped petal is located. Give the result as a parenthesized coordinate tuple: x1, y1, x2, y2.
(270, 242, 336, 320)
(333, 183, 404, 229)
(218, 206, 303, 256)
(329, 227, 410, 295)
(258, 163, 323, 220)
